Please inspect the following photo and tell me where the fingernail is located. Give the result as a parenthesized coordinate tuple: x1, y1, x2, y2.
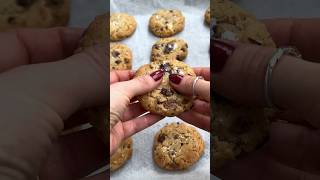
(169, 74, 183, 84)
(150, 70, 164, 81)
(212, 39, 235, 73)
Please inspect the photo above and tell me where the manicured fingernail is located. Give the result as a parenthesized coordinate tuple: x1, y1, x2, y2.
(169, 74, 183, 84)
(212, 39, 235, 73)
(150, 70, 164, 81)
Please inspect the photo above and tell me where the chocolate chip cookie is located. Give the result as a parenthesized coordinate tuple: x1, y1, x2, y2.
(149, 9, 185, 38)
(135, 60, 195, 116)
(111, 137, 133, 171)
(212, 0, 275, 47)
(212, 98, 269, 170)
(79, 13, 107, 49)
(0, 0, 70, 31)
(151, 38, 188, 62)
(110, 13, 137, 41)
(110, 43, 132, 70)
(153, 122, 204, 170)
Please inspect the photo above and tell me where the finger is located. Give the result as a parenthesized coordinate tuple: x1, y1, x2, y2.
(110, 70, 135, 84)
(263, 18, 320, 61)
(0, 27, 83, 72)
(216, 148, 320, 180)
(0, 44, 107, 120)
(265, 122, 320, 174)
(112, 71, 163, 99)
(193, 67, 210, 81)
(39, 128, 107, 180)
(122, 102, 147, 121)
(122, 113, 164, 139)
(178, 110, 210, 131)
(191, 99, 211, 116)
(169, 74, 210, 101)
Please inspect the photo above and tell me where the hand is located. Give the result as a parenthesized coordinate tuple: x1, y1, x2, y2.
(214, 19, 320, 180)
(0, 28, 108, 180)
(169, 67, 210, 131)
(110, 70, 164, 155)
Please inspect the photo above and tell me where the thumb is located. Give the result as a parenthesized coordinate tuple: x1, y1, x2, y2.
(113, 70, 164, 99)
(169, 74, 210, 102)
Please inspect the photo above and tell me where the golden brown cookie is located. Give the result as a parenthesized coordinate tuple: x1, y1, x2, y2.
(204, 7, 210, 25)
(212, 0, 275, 47)
(110, 13, 137, 41)
(111, 138, 133, 171)
(135, 60, 195, 116)
(153, 122, 204, 170)
(149, 9, 185, 38)
(110, 43, 132, 70)
(151, 38, 188, 62)
(79, 13, 107, 49)
(0, 0, 69, 31)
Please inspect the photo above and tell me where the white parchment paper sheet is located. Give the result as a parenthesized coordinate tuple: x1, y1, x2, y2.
(110, 0, 210, 179)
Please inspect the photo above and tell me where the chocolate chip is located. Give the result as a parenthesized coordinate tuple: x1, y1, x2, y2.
(159, 63, 171, 72)
(174, 134, 179, 139)
(181, 143, 184, 146)
(185, 44, 188, 48)
(124, 58, 129, 63)
(176, 55, 181, 61)
(7, 17, 16, 24)
(181, 48, 186, 52)
(115, 60, 122, 64)
(160, 88, 173, 96)
(158, 134, 166, 143)
(16, 0, 35, 7)
(169, 10, 174, 13)
(111, 51, 120, 58)
(153, 44, 160, 50)
(163, 43, 175, 54)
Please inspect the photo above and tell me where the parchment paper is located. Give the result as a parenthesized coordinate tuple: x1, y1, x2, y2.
(110, 0, 210, 179)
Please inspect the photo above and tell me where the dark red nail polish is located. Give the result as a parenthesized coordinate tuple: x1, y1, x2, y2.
(150, 70, 164, 81)
(212, 39, 235, 73)
(169, 74, 183, 84)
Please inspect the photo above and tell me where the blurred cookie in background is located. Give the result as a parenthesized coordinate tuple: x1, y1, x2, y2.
(0, 0, 70, 31)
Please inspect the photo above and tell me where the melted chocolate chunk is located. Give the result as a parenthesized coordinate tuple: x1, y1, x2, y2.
(159, 63, 171, 72)
(163, 100, 177, 109)
(124, 58, 129, 64)
(16, 0, 35, 7)
(160, 88, 174, 96)
(176, 55, 181, 61)
(111, 51, 120, 58)
(163, 43, 175, 54)
(153, 44, 160, 50)
(115, 60, 122, 64)
(158, 134, 166, 143)
(7, 17, 16, 24)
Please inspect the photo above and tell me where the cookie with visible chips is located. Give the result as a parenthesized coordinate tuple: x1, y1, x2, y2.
(149, 9, 185, 38)
(111, 138, 133, 171)
(135, 60, 195, 116)
(153, 122, 204, 170)
(151, 38, 188, 62)
(212, 0, 275, 47)
(110, 43, 132, 70)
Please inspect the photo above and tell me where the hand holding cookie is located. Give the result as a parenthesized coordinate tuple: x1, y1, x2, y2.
(110, 70, 164, 155)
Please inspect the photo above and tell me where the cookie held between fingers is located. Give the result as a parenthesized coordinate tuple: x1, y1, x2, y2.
(0, 0, 70, 31)
(79, 13, 107, 49)
(110, 43, 132, 70)
(135, 60, 195, 116)
(110, 13, 137, 41)
(111, 138, 133, 171)
(149, 9, 185, 38)
(153, 122, 204, 170)
(151, 38, 188, 62)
